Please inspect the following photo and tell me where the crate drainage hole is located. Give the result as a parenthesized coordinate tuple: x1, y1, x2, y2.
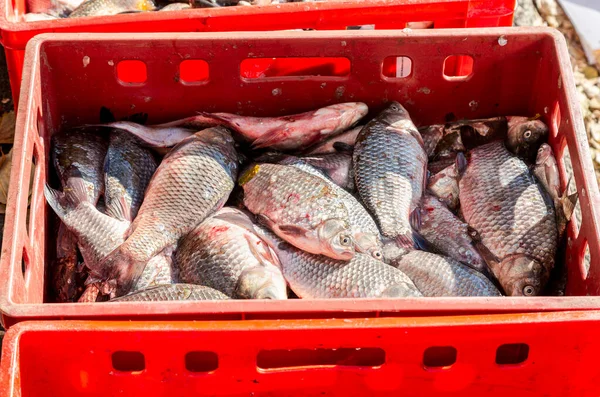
(185, 351, 219, 372)
(423, 346, 457, 369)
(382, 56, 412, 78)
(257, 348, 385, 370)
(112, 351, 145, 372)
(116, 60, 147, 85)
(443, 55, 474, 80)
(179, 60, 209, 84)
(240, 57, 350, 79)
(496, 343, 529, 365)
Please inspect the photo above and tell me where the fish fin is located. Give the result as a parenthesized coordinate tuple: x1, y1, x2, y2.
(395, 232, 416, 249)
(278, 224, 308, 238)
(412, 231, 429, 251)
(560, 176, 578, 222)
(95, 246, 148, 297)
(105, 195, 133, 223)
(333, 142, 354, 154)
(455, 152, 467, 177)
(100, 106, 116, 123)
(44, 178, 89, 219)
(472, 240, 500, 268)
(245, 233, 281, 269)
(251, 128, 291, 150)
(467, 225, 482, 243)
(409, 208, 422, 232)
(409, 127, 426, 151)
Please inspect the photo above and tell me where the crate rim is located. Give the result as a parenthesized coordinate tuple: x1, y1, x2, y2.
(3, 27, 598, 327)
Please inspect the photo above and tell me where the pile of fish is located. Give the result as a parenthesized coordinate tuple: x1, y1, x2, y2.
(46, 101, 576, 303)
(24, 0, 318, 21)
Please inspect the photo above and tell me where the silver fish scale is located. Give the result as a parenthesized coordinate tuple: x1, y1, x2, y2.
(111, 284, 229, 301)
(243, 163, 350, 233)
(354, 124, 426, 239)
(418, 196, 485, 270)
(459, 142, 556, 267)
(131, 247, 177, 292)
(61, 202, 129, 268)
(124, 129, 238, 262)
(285, 160, 382, 248)
(105, 132, 158, 221)
(393, 251, 501, 297)
(278, 248, 421, 298)
(52, 129, 107, 204)
(176, 215, 281, 298)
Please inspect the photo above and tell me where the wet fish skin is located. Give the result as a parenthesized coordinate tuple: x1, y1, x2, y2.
(104, 131, 158, 221)
(44, 178, 130, 271)
(419, 125, 444, 158)
(392, 250, 501, 297)
(90, 121, 194, 148)
(52, 128, 108, 204)
(96, 127, 239, 296)
(459, 141, 557, 296)
(250, 224, 421, 299)
(131, 246, 178, 292)
(426, 152, 465, 211)
(110, 284, 230, 301)
(176, 208, 287, 299)
(276, 152, 354, 192)
(69, 0, 154, 17)
(505, 117, 549, 162)
(275, 157, 383, 260)
(411, 195, 488, 273)
(304, 125, 362, 155)
(353, 102, 427, 248)
(533, 143, 577, 241)
(241, 163, 355, 260)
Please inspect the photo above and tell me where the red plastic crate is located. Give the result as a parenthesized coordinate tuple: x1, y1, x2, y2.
(1, 28, 599, 328)
(0, 0, 517, 108)
(3, 312, 600, 396)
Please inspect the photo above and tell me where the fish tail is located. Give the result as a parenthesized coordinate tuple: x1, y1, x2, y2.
(395, 232, 417, 250)
(95, 246, 150, 298)
(44, 177, 89, 220)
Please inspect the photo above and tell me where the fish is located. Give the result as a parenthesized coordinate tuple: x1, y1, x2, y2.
(52, 128, 108, 204)
(447, 116, 548, 161)
(110, 284, 230, 301)
(304, 125, 362, 155)
(44, 178, 131, 273)
(392, 250, 501, 297)
(89, 121, 195, 148)
(240, 163, 355, 260)
(239, 221, 422, 299)
(459, 141, 557, 296)
(104, 131, 158, 221)
(69, 0, 155, 17)
(159, 2, 191, 10)
(274, 157, 383, 260)
(426, 153, 465, 211)
(78, 284, 101, 303)
(176, 208, 287, 299)
(419, 124, 444, 158)
(353, 102, 427, 248)
(131, 246, 178, 292)
(95, 126, 239, 296)
(275, 152, 354, 192)
(411, 195, 488, 274)
(26, 0, 85, 17)
(158, 102, 368, 151)
(533, 143, 577, 241)
(427, 153, 460, 175)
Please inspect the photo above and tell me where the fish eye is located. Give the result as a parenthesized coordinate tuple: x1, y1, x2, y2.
(522, 285, 535, 296)
(524, 130, 532, 139)
(340, 235, 352, 246)
(373, 251, 383, 259)
(390, 104, 400, 111)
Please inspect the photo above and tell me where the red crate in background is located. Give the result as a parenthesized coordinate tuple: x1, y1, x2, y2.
(1, 28, 598, 328)
(3, 312, 600, 396)
(0, 0, 517, 107)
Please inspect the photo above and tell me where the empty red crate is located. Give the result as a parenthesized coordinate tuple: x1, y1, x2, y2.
(1, 27, 599, 328)
(0, 0, 517, 107)
(3, 312, 600, 396)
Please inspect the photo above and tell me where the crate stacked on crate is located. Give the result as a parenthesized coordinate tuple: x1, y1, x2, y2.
(3, 7, 600, 397)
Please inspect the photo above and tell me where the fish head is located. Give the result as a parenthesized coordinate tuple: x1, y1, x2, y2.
(496, 255, 547, 296)
(506, 119, 549, 161)
(318, 219, 355, 260)
(235, 266, 288, 300)
(340, 102, 369, 127)
(354, 233, 384, 261)
(535, 143, 553, 165)
(379, 102, 411, 124)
